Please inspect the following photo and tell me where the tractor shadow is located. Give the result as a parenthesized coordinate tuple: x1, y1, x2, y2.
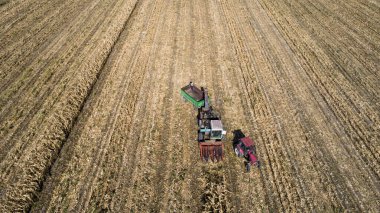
(231, 129, 246, 150)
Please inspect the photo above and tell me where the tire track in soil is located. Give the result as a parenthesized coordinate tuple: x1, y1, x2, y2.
(171, 1, 204, 211)
(258, 0, 379, 209)
(239, 0, 358, 210)
(85, 1, 169, 211)
(158, 0, 197, 211)
(83, 0, 169, 211)
(185, 1, 221, 212)
(107, 1, 171, 211)
(72, 1, 167, 211)
(208, 0, 272, 211)
(342, 0, 380, 31)
(184, 1, 208, 212)
(245, 0, 364, 210)
(240, 0, 330, 210)
(250, 0, 376, 210)
(290, 0, 380, 174)
(290, 0, 380, 196)
(107, 0, 172, 211)
(314, 0, 380, 54)
(216, 0, 287, 211)
(213, 1, 260, 211)
(197, 0, 234, 211)
(261, 0, 380, 114)
(294, 0, 380, 101)
(191, 1, 239, 212)
(219, 0, 330, 210)
(148, 0, 182, 211)
(259, 0, 380, 177)
(1, 0, 140, 211)
(107, 3, 167, 211)
(209, 2, 254, 211)
(31, 1, 157, 211)
(118, 1, 181, 211)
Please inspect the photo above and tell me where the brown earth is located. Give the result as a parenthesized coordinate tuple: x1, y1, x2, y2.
(0, 0, 379, 212)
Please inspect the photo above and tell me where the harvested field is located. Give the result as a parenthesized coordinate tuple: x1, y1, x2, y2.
(0, 0, 379, 212)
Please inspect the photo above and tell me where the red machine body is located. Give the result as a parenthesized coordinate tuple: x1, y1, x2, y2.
(232, 130, 260, 171)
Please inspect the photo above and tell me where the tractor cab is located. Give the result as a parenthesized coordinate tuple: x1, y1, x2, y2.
(198, 120, 227, 141)
(232, 129, 260, 171)
(210, 120, 227, 140)
(234, 137, 256, 157)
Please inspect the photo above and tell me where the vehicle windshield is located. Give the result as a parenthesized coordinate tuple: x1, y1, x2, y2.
(211, 130, 222, 139)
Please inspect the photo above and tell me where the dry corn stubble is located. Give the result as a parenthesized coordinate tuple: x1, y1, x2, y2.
(1, 0, 379, 212)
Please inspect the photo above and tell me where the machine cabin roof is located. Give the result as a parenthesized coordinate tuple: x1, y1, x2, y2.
(240, 137, 254, 147)
(210, 120, 223, 131)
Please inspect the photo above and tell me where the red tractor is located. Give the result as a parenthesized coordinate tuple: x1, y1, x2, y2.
(232, 130, 260, 172)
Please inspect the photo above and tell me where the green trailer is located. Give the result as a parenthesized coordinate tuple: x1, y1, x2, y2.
(180, 84, 205, 108)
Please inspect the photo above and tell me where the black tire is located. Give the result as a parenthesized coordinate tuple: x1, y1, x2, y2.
(198, 132, 204, 142)
(256, 161, 261, 169)
(246, 162, 251, 172)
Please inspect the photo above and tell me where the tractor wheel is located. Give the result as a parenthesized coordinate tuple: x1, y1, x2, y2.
(256, 161, 261, 169)
(246, 162, 251, 172)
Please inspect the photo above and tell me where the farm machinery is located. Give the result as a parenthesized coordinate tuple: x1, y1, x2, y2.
(180, 82, 226, 161)
(232, 130, 260, 172)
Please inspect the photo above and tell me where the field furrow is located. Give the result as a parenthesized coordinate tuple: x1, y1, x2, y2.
(0, 0, 139, 211)
(1, 0, 379, 211)
(0, 0, 119, 164)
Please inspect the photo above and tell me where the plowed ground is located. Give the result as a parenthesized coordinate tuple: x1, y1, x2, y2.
(0, 0, 379, 212)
